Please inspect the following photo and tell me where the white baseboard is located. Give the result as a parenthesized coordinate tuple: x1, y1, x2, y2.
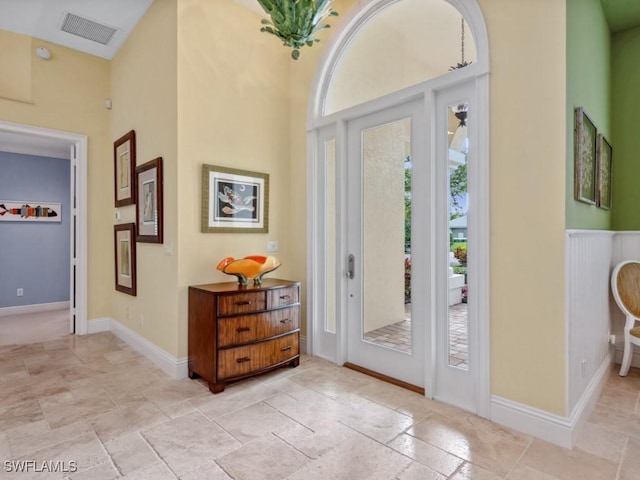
(614, 345, 640, 370)
(0, 301, 70, 317)
(87, 317, 187, 379)
(491, 352, 613, 448)
(300, 334, 307, 354)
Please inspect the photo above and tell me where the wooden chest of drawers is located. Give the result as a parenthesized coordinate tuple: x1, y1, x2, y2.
(188, 279, 300, 393)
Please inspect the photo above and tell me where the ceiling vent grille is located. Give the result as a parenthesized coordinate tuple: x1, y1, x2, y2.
(60, 13, 117, 45)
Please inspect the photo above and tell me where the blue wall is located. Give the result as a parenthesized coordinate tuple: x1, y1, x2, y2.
(0, 152, 70, 308)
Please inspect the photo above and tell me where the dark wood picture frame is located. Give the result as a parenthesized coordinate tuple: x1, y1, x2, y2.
(114, 223, 137, 296)
(136, 157, 163, 243)
(201, 164, 269, 233)
(574, 107, 597, 205)
(114, 130, 137, 207)
(596, 134, 613, 210)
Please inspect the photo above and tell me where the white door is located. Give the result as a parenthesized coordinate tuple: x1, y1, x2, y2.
(345, 99, 427, 388)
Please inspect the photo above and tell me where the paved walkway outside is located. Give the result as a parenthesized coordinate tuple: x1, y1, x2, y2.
(363, 303, 468, 368)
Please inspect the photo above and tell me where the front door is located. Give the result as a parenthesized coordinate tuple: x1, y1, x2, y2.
(345, 99, 427, 388)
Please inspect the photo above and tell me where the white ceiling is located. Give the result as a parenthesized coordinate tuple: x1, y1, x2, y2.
(0, 0, 154, 60)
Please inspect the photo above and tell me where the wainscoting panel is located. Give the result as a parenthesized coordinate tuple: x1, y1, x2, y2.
(565, 231, 614, 414)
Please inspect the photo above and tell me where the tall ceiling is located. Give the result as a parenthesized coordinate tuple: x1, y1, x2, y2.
(0, 0, 639, 156)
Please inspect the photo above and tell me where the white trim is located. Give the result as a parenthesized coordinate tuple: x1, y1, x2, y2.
(300, 334, 308, 354)
(0, 120, 88, 336)
(565, 229, 617, 238)
(87, 316, 111, 333)
(0, 301, 70, 317)
(490, 352, 612, 448)
(614, 345, 640, 369)
(87, 317, 188, 379)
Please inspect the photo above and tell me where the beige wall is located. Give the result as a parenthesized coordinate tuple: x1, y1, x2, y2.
(176, 0, 293, 357)
(111, 0, 179, 355)
(0, 31, 112, 320)
(478, 0, 567, 415)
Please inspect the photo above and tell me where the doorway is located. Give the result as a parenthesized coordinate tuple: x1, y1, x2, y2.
(0, 120, 88, 336)
(307, 0, 490, 416)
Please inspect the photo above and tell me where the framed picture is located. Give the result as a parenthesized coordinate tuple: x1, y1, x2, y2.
(201, 164, 269, 233)
(574, 107, 597, 205)
(114, 223, 137, 296)
(0, 201, 61, 222)
(596, 134, 613, 210)
(114, 130, 136, 207)
(136, 157, 163, 243)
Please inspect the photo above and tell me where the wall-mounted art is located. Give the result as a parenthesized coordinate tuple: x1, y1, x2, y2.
(574, 107, 597, 205)
(114, 223, 137, 296)
(136, 157, 163, 243)
(596, 134, 613, 210)
(114, 130, 136, 207)
(0, 201, 61, 222)
(201, 164, 269, 233)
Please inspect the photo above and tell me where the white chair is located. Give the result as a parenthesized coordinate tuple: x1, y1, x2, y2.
(611, 260, 640, 376)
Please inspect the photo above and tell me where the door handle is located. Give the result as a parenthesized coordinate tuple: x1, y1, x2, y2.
(347, 254, 355, 279)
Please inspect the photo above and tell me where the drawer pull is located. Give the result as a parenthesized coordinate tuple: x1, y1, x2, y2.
(281, 345, 292, 352)
(235, 301, 252, 306)
(279, 318, 291, 324)
(279, 295, 291, 300)
(236, 327, 251, 333)
(236, 356, 251, 363)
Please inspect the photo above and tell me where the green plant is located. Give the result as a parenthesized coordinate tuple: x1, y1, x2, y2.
(404, 257, 411, 304)
(450, 241, 467, 253)
(453, 245, 467, 267)
(453, 266, 467, 275)
(257, 0, 339, 60)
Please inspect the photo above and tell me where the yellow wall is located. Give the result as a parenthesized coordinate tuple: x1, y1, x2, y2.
(0, 31, 31, 103)
(0, 31, 112, 320)
(110, 0, 179, 355)
(478, 0, 567, 415)
(176, 0, 293, 357)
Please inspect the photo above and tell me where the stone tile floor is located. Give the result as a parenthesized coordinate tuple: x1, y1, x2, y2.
(364, 303, 468, 368)
(0, 331, 638, 479)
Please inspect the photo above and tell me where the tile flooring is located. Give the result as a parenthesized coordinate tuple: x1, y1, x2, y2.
(364, 304, 469, 368)
(0, 331, 638, 479)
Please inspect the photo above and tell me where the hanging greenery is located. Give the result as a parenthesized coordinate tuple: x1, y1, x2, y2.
(257, 0, 339, 60)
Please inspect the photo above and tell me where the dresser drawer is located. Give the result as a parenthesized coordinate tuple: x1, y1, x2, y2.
(217, 333, 299, 380)
(218, 307, 299, 348)
(267, 286, 299, 309)
(218, 291, 266, 315)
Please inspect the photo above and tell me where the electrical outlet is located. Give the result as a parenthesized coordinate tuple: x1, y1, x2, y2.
(140, 314, 144, 327)
(267, 240, 279, 252)
(16, 288, 23, 297)
(609, 334, 616, 345)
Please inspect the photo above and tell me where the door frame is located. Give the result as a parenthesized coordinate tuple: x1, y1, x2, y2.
(0, 120, 88, 335)
(306, 0, 490, 417)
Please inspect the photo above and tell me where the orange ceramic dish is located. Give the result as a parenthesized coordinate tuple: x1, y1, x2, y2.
(217, 255, 281, 286)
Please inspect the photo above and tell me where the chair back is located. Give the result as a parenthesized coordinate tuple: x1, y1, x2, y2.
(612, 261, 640, 318)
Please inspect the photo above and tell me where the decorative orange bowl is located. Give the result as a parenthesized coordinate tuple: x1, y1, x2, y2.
(216, 255, 281, 286)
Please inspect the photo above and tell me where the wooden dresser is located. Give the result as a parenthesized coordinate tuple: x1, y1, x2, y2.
(188, 279, 300, 393)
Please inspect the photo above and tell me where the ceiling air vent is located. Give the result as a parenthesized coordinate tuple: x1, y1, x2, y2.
(60, 12, 117, 45)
